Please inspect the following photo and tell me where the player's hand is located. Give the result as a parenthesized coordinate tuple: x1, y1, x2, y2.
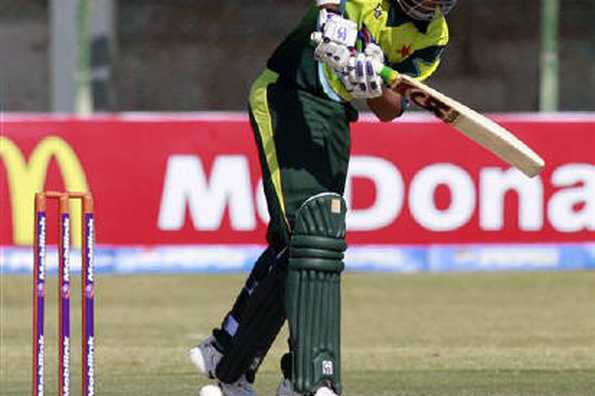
(311, 9, 358, 73)
(341, 43, 386, 99)
(312, 36, 353, 73)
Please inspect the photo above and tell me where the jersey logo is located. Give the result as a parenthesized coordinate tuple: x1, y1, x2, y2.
(400, 45, 412, 58)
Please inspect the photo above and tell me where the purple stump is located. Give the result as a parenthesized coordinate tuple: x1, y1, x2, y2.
(82, 213, 95, 396)
(33, 209, 46, 396)
(58, 210, 71, 396)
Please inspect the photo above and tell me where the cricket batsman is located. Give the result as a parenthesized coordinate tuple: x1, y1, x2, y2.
(190, 1, 456, 395)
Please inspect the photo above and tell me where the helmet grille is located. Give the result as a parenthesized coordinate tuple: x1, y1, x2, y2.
(396, 0, 457, 21)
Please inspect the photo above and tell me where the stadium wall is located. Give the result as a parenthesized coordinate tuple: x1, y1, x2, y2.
(2, 1, 594, 112)
(1, 113, 594, 274)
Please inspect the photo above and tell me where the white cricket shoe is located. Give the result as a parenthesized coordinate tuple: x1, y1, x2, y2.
(276, 379, 337, 396)
(198, 377, 256, 396)
(314, 387, 338, 396)
(190, 336, 222, 379)
(191, 336, 257, 396)
(199, 385, 224, 396)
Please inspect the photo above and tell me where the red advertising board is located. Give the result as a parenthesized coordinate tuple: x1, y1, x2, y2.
(1, 113, 594, 248)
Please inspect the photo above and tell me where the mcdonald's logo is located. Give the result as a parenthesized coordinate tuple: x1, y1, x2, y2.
(0, 136, 89, 247)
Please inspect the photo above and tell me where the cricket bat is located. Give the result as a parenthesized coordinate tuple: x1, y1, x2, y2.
(379, 67, 545, 178)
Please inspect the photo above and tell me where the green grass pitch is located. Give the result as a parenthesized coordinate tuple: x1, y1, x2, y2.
(1, 271, 594, 395)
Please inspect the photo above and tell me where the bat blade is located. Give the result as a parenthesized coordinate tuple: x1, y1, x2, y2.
(389, 73, 545, 177)
(449, 104, 545, 177)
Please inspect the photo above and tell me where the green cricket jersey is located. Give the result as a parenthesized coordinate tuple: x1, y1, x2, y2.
(267, 0, 449, 102)
(251, 1, 449, 244)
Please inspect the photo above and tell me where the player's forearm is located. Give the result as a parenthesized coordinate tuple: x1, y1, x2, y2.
(367, 87, 405, 122)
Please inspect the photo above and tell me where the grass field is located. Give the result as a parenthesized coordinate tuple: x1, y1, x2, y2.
(1, 271, 594, 395)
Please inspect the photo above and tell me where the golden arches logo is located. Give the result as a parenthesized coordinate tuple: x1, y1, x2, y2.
(0, 136, 89, 247)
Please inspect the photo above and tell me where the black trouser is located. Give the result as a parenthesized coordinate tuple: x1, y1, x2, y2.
(213, 69, 353, 383)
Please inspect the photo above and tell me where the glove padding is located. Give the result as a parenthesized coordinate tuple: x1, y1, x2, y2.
(311, 9, 358, 73)
(313, 38, 352, 73)
(341, 43, 386, 99)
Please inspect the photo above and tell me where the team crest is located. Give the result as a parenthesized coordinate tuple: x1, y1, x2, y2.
(399, 45, 412, 58)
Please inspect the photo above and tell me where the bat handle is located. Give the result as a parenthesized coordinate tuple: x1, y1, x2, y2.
(379, 65, 399, 85)
(378, 65, 399, 87)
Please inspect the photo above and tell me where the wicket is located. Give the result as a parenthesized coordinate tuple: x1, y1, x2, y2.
(33, 191, 95, 396)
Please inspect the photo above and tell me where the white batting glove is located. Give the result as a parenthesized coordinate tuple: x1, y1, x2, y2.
(341, 43, 385, 99)
(313, 38, 352, 73)
(311, 9, 358, 73)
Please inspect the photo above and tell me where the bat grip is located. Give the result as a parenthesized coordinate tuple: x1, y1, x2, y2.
(379, 65, 399, 86)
